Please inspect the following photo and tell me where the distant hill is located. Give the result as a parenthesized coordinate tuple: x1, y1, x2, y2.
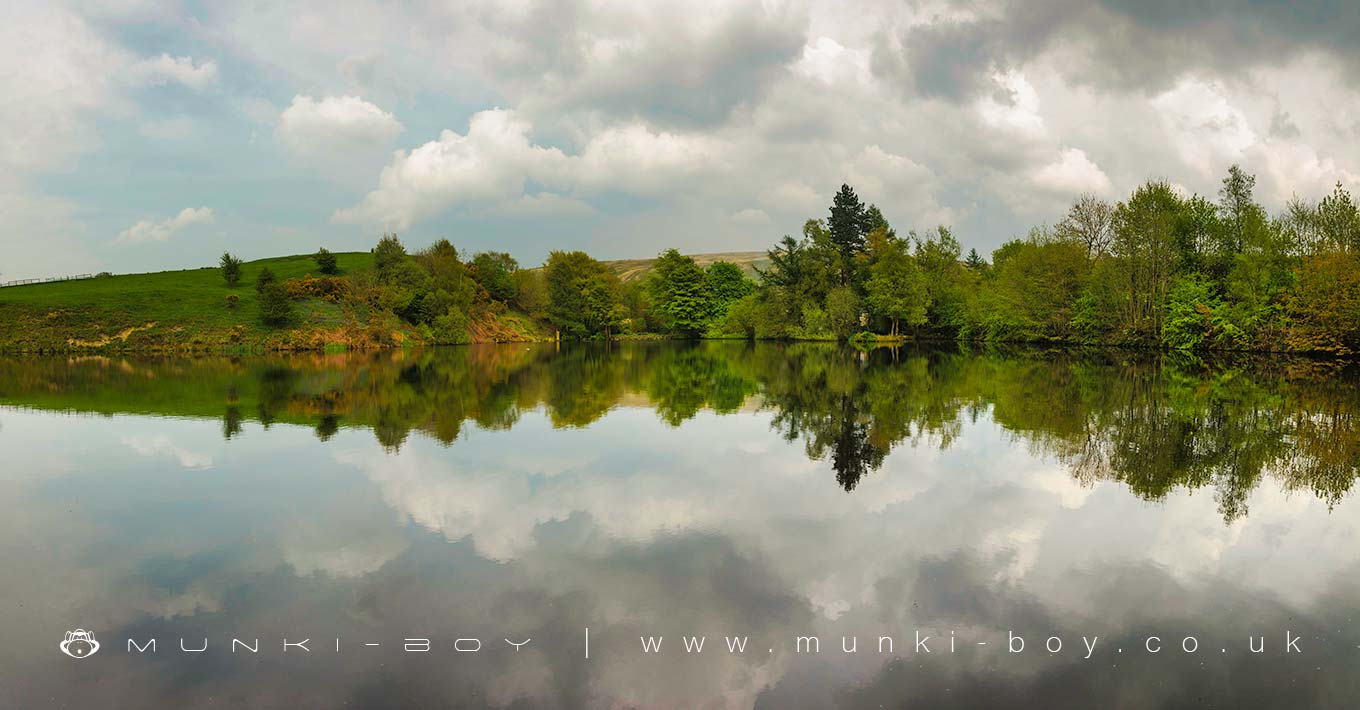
(602, 251, 769, 283)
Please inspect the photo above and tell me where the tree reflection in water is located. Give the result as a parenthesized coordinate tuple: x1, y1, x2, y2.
(2, 342, 1357, 522)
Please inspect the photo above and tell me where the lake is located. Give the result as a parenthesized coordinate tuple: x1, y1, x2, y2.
(2, 342, 1359, 708)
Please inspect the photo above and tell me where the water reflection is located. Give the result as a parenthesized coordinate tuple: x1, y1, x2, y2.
(1, 344, 1359, 708)
(4, 343, 1358, 520)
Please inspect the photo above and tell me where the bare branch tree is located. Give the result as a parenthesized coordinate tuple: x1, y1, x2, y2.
(1055, 193, 1115, 258)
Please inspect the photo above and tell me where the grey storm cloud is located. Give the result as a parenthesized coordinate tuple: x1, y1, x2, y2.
(877, 0, 1360, 100)
(481, 0, 808, 127)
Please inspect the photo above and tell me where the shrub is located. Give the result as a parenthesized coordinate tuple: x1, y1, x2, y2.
(220, 252, 242, 286)
(284, 275, 351, 303)
(255, 266, 277, 293)
(314, 247, 339, 275)
(224, 293, 240, 309)
(259, 283, 295, 327)
(431, 308, 471, 344)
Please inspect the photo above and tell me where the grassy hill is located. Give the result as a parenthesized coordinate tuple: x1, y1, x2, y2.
(0, 250, 767, 352)
(0, 252, 385, 352)
(603, 251, 768, 282)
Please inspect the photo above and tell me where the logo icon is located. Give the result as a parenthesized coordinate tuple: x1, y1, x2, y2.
(60, 629, 100, 658)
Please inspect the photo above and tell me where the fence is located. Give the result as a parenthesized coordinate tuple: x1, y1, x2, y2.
(0, 273, 96, 288)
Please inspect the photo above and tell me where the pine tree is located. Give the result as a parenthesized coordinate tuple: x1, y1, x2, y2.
(828, 184, 868, 279)
(219, 252, 242, 286)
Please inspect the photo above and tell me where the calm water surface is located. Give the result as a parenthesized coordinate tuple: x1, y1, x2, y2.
(2, 342, 1360, 708)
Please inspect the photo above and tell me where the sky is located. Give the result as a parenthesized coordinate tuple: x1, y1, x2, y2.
(4, 0, 1360, 281)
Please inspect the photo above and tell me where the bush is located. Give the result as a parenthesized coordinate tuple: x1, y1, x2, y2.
(430, 307, 471, 344)
(314, 247, 339, 275)
(259, 283, 295, 327)
(283, 275, 350, 303)
(1163, 275, 1246, 350)
(220, 252, 242, 286)
(255, 266, 277, 293)
(224, 293, 240, 310)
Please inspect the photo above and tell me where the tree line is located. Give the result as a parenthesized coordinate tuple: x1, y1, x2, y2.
(724, 166, 1360, 354)
(219, 164, 1360, 353)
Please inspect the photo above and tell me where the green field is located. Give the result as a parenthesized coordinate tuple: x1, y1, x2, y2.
(0, 250, 769, 352)
(0, 252, 377, 352)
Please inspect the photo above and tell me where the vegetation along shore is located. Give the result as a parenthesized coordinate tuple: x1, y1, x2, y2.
(3, 163, 1358, 355)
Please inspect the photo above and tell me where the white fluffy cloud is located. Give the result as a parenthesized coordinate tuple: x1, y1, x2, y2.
(115, 206, 214, 244)
(128, 53, 218, 89)
(332, 109, 570, 229)
(1031, 148, 1112, 196)
(275, 95, 404, 160)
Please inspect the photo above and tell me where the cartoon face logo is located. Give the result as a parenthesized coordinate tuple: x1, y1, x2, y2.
(60, 629, 100, 658)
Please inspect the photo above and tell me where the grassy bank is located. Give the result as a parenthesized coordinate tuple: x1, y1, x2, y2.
(0, 252, 553, 353)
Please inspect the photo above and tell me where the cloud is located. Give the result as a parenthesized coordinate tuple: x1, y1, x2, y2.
(1152, 78, 1257, 177)
(114, 206, 214, 244)
(332, 109, 570, 229)
(873, 0, 1360, 102)
(1031, 148, 1111, 196)
(482, 0, 808, 127)
(128, 53, 218, 89)
(334, 108, 730, 228)
(275, 94, 404, 159)
(12, 0, 1360, 277)
(0, 1, 130, 173)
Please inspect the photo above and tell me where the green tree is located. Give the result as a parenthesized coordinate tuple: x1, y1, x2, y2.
(255, 266, 277, 293)
(373, 233, 408, 273)
(705, 261, 755, 319)
(828, 183, 868, 280)
(258, 283, 294, 327)
(825, 285, 860, 339)
(982, 229, 1089, 341)
(1211, 164, 1270, 279)
(512, 269, 549, 318)
(313, 247, 339, 275)
(545, 251, 621, 338)
(1316, 182, 1360, 254)
(864, 204, 892, 237)
(1112, 181, 1182, 341)
(865, 237, 927, 336)
(415, 239, 475, 316)
(620, 280, 655, 333)
(220, 252, 242, 286)
(470, 251, 517, 302)
(380, 260, 434, 322)
(582, 271, 626, 338)
(914, 226, 967, 332)
(646, 249, 712, 336)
